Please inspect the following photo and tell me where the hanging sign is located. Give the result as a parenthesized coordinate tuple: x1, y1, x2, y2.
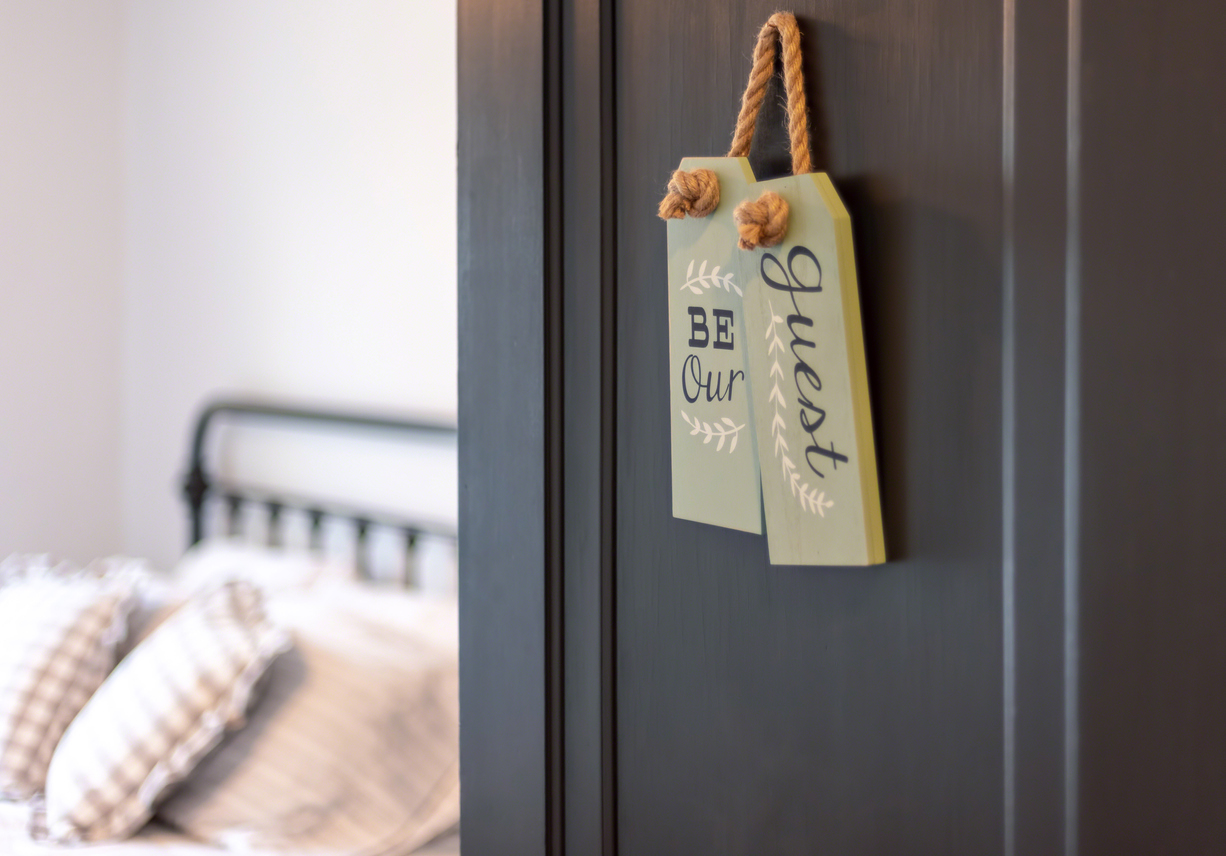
(663, 157, 762, 534)
(657, 11, 884, 565)
(738, 170, 884, 566)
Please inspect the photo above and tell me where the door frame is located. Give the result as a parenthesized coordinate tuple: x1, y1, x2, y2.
(457, 0, 558, 854)
(457, 0, 615, 854)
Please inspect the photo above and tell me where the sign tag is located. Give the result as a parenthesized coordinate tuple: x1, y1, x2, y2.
(658, 13, 884, 563)
(664, 157, 762, 533)
(737, 167, 885, 565)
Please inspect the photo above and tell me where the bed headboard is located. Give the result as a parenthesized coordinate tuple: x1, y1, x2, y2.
(182, 399, 457, 586)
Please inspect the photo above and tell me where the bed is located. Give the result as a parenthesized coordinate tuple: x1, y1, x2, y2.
(0, 400, 460, 855)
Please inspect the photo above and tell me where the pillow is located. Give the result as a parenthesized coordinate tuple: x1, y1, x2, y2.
(117, 540, 353, 661)
(37, 580, 288, 844)
(171, 539, 357, 598)
(0, 556, 139, 801)
(114, 569, 183, 662)
(157, 583, 459, 855)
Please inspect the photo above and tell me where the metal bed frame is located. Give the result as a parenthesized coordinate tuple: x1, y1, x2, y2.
(182, 399, 457, 585)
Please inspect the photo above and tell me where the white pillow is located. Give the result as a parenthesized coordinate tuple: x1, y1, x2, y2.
(38, 580, 288, 844)
(0, 556, 139, 800)
(157, 582, 459, 855)
(172, 538, 356, 598)
(117, 540, 354, 660)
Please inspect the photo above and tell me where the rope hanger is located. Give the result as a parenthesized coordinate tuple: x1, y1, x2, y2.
(658, 12, 812, 251)
(728, 11, 812, 174)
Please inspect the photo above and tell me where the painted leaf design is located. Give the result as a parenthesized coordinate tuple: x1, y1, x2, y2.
(730, 433, 738, 453)
(698, 260, 707, 278)
(716, 433, 725, 451)
(686, 259, 694, 278)
(722, 417, 736, 427)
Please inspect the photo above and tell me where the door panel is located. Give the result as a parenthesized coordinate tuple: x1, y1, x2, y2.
(458, 0, 1226, 853)
(1077, 1, 1226, 851)
(616, 5, 1005, 853)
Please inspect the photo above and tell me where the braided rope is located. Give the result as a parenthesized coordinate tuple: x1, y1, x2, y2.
(657, 12, 811, 230)
(727, 12, 811, 176)
(733, 191, 788, 250)
(658, 168, 720, 219)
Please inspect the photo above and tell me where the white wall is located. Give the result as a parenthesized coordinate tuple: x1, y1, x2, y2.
(121, 1, 458, 569)
(0, 2, 125, 562)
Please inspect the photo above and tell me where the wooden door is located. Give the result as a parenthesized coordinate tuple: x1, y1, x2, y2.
(458, 1, 1226, 855)
(615, 4, 1009, 854)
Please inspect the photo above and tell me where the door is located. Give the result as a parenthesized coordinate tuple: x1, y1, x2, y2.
(458, 2, 1226, 855)
(615, 4, 1011, 854)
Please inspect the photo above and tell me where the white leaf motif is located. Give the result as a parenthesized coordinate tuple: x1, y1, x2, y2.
(762, 301, 834, 516)
(678, 411, 744, 454)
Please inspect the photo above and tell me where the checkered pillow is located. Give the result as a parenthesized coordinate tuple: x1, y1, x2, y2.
(0, 556, 138, 801)
(38, 579, 289, 844)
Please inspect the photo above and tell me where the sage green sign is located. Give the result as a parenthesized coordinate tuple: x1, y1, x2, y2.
(666, 157, 762, 534)
(735, 165, 885, 566)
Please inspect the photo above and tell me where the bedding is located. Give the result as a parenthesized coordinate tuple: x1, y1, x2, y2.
(0, 538, 459, 854)
(157, 581, 459, 855)
(0, 802, 461, 855)
(119, 540, 356, 659)
(39, 580, 289, 844)
(171, 539, 358, 597)
(0, 556, 139, 800)
(0, 802, 213, 854)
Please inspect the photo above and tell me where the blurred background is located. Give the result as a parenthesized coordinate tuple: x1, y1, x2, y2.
(0, 0, 458, 570)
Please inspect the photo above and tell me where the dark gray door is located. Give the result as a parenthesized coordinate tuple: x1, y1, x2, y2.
(610, 2, 1226, 854)
(458, 2, 1226, 855)
(616, 4, 1009, 854)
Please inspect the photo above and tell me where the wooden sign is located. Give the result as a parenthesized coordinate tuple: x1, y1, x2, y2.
(659, 12, 883, 562)
(736, 165, 885, 565)
(665, 157, 762, 533)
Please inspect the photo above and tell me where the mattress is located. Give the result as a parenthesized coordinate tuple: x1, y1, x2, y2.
(0, 803, 460, 855)
(0, 803, 204, 854)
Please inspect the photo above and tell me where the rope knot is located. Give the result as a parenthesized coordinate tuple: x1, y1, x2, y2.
(733, 191, 788, 250)
(657, 168, 720, 220)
